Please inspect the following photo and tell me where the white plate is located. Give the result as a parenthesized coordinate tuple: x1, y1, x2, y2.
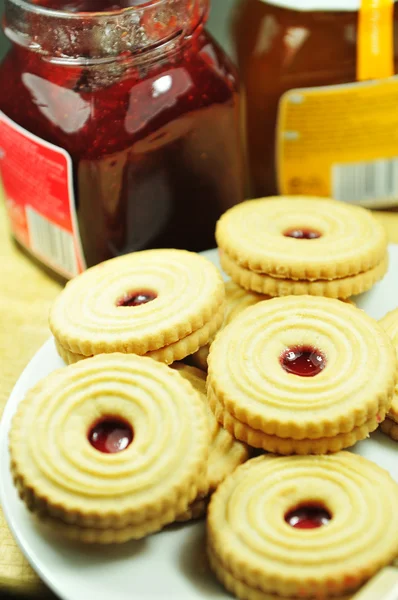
(1, 247, 398, 600)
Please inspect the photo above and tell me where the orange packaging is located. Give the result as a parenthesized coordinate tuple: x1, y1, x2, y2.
(233, 0, 398, 208)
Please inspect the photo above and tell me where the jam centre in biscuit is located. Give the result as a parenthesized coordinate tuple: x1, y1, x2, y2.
(280, 346, 326, 377)
(116, 290, 157, 307)
(285, 503, 332, 529)
(284, 228, 322, 240)
(89, 417, 133, 454)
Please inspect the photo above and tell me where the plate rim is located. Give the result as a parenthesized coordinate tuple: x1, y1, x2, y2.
(0, 338, 67, 598)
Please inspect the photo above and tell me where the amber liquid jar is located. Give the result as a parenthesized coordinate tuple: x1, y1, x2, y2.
(0, 0, 243, 279)
(232, 0, 398, 199)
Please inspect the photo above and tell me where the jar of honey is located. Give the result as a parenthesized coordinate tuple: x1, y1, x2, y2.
(232, 0, 398, 208)
(0, 0, 243, 279)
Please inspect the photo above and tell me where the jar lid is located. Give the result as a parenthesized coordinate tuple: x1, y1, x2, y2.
(4, 0, 208, 62)
(261, 0, 396, 10)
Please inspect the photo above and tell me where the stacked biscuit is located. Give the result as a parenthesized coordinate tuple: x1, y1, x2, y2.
(10, 354, 211, 543)
(208, 453, 398, 600)
(216, 197, 388, 299)
(207, 294, 396, 455)
(50, 249, 225, 366)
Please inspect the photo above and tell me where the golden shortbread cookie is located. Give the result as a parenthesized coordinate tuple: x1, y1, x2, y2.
(207, 296, 396, 445)
(220, 250, 388, 299)
(216, 197, 388, 280)
(190, 281, 271, 371)
(55, 304, 224, 366)
(10, 354, 209, 543)
(50, 249, 225, 357)
(171, 363, 249, 520)
(207, 454, 398, 599)
(379, 307, 398, 439)
(208, 387, 385, 455)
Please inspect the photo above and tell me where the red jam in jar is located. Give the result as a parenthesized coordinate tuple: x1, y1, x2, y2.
(0, 0, 243, 279)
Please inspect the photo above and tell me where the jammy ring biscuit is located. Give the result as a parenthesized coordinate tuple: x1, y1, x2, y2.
(207, 295, 396, 455)
(216, 197, 388, 298)
(50, 249, 225, 365)
(10, 354, 209, 543)
(379, 308, 398, 441)
(171, 363, 250, 521)
(207, 453, 398, 600)
(190, 281, 271, 371)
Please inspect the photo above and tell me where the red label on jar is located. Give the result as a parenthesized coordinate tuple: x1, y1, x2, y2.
(0, 111, 85, 278)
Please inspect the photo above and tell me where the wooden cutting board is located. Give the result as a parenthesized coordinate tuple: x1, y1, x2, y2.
(1, 196, 398, 597)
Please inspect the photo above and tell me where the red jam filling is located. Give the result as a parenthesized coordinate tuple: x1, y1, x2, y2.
(281, 346, 326, 377)
(284, 229, 321, 239)
(285, 504, 331, 529)
(89, 418, 133, 454)
(117, 290, 157, 307)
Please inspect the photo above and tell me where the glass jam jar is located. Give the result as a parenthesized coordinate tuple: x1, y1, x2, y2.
(0, 0, 243, 279)
(232, 0, 398, 207)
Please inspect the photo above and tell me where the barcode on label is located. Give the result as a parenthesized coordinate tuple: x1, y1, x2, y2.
(26, 206, 78, 277)
(332, 157, 398, 206)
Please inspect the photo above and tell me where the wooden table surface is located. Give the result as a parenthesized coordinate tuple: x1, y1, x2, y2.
(1, 199, 398, 598)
